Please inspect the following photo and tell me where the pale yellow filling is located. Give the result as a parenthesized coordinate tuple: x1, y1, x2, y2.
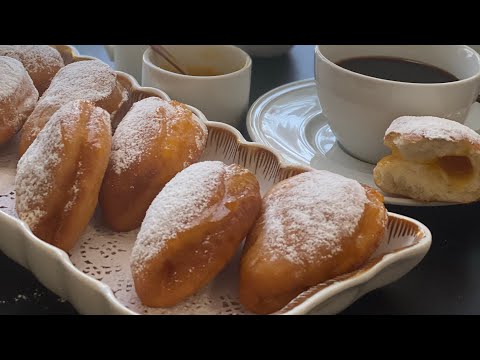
(378, 153, 474, 187)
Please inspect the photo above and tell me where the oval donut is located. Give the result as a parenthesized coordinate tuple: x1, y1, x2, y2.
(99, 97, 208, 232)
(131, 161, 261, 308)
(15, 100, 112, 251)
(239, 170, 388, 314)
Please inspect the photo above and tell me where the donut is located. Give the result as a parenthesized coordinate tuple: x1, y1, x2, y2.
(0, 56, 38, 145)
(99, 97, 208, 232)
(374, 116, 480, 203)
(130, 161, 261, 308)
(0, 45, 64, 94)
(239, 170, 387, 314)
(19, 59, 127, 156)
(15, 100, 112, 252)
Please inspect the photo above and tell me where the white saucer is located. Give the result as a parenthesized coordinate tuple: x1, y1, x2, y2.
(247, 79, 480, 206)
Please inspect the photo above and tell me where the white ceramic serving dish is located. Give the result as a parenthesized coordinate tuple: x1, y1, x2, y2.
(0, 46, 432, 315)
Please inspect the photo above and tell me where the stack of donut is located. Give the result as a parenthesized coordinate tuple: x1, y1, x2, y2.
(3, 46, 391, 314)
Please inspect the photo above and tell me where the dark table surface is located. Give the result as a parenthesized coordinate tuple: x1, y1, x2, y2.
(1, 45, 479, 315)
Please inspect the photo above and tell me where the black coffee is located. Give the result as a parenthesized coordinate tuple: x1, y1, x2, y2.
(336, 56, 458, 83)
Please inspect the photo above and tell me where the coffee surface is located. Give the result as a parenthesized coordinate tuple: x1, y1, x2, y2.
(336, 56, 458, 83)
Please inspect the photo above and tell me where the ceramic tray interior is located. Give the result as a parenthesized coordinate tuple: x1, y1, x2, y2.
(0, 46, 432, 315)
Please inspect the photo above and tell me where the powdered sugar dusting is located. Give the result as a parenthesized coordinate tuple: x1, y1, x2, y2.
(14, 99, 109, 227)
(110, 97, 206, 175)
(59, 100, 110, 144)
(110, 97, 164, 174)
(86, 106, 111, 148)
(0, 56, 25, 100)
(65, 183, 80, 212)
(131, 161, 226, 274)
(39, 60, 115, 104)
(59, 100, 82, 142)
(261, 170, 367, 265)
(0, 56, 38, 132)
(387, 116, 480, 144)
(15, 108, 65, 227)
(27, 60, 116, 125)
(0, 45, 64, 74)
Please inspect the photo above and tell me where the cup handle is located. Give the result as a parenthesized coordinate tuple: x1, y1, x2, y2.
(470, 83, 480, 134)
(104, 45, 115, 61)
(467, 87, 480, 133)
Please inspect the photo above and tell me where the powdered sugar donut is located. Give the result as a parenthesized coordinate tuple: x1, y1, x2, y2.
(131, 161, 261, 307)
(374, 116, 480, 203)
(0, 56, 38, 145)
(240, 170, 387, 314)
(15, 100, 112, 251)
(19, 59, 127, 156)
(99, 97, 208, 232)
(0, 45, 65, 94)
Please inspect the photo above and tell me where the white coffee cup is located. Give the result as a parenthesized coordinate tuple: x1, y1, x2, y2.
(142, 45, 252, 127)
(315, 45, 480, 164)
(104, 45, 148, 82)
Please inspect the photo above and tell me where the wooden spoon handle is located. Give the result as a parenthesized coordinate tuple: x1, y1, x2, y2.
(150, 45, 188, 75)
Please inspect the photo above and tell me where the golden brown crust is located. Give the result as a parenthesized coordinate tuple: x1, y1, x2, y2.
(15, 100, 112, 251)
(131, 162, 261, 307)
(99, 98, 207, 232)
(239, 183, 387, 314)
